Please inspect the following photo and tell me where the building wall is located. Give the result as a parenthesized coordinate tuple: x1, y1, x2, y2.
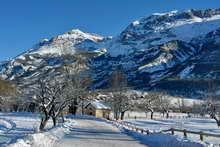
(95, 109, 103, 118)
(96, 109, 110, 119)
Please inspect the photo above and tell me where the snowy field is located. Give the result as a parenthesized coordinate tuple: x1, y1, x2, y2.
(124, 117, 220, 146)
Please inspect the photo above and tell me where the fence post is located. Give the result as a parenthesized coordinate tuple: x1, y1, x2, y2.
(200, 132, 204, 141)
(171, 128, 174, 135)
(183, 129, 187, 137)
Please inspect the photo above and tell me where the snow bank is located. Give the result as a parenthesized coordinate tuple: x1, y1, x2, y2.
(0, 119, 14, 133)
(9, 119, 74, 147)
(123, 129, 205, 147)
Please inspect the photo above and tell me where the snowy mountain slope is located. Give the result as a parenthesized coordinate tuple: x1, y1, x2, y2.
(106, 9, 220, 57)
(29, 29, 104, 55)
(1, 9, 220, 98)
(0, 29, 105, 81)
(91, 9, 220, 91)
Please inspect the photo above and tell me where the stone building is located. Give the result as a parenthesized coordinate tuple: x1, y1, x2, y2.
(84, 100, 111, 119)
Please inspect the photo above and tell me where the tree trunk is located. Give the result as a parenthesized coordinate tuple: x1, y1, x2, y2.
(114, 111, 119, 120)
(166, 111, 169, 119)
(213, 115, 220, 127)
(150, 110, 154, 119)
(52, 117, 57, 127)
(39, 116, 50, 131)
(69, 101, 78, 115)
(72, 105, 78, 115)
(81, 100, 85, 115)
(120, 111, 125, 120)
(39, 106, 50, 131)
(217, 121, 220, 128)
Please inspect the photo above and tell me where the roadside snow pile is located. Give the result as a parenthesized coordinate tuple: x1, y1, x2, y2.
(9, 119, 74, 147)
(0, 112, 43, 146)
(0, 119, 14, 133)
(123, 129, 204, 147)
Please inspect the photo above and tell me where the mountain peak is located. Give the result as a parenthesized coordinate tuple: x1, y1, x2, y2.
(68, 29, 84, 34)
(28, 29, 104, 56)
(119, 9, 220, 46)
(53, 29, 103, 42)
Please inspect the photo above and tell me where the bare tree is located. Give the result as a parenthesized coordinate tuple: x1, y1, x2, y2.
(107, 70, 132, 120)
(62, 54, 92, 115)
(33, 79, 70, 131)
(176, 96, 187, 113)
(65, 72, 91, 115)
(138, 92, 160, 119)
(206, 100, 220, 127)
(203, 80, 220, 127)
(119, 93, 137, 120)
(32, 63, 92, 131)
(107, 92, 133, 120)
(156, 92, 171, 119)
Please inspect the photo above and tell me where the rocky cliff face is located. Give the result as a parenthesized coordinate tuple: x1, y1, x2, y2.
(1, 9, 220, 98)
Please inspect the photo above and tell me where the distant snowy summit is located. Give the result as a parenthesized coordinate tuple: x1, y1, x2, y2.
(29, 29, 104, 56)
(117, 9, 220, 54)
(1, 9, 220, 99)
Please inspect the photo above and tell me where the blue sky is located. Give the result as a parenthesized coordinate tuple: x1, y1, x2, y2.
(0, 0, 219, 61)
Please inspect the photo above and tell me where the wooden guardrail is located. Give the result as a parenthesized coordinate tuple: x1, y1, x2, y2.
(111, 120, 220, 142)
(161, 128, 220, 142)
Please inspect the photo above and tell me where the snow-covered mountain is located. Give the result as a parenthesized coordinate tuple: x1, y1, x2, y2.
(1, 9, 220, 98)
(30, 29, 105, 55)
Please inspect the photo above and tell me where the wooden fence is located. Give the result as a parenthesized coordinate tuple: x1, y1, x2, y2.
(161, 128, 220, 142)
(111, 120, 220, 143)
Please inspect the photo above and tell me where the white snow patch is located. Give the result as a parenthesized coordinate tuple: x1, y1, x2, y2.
(132, 20, 140, 26)
(179, 65, 195, 78)
(138, 53, 173, 73)
(17, 55, 26, 60)
(153, 10, 178, 16)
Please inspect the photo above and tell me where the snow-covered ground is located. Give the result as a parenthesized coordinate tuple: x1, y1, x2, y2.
(123, 117, 220, 146)
(0, 112, 73, 147)
(0, 112, 216, 147)
(0, 112, 43, 146)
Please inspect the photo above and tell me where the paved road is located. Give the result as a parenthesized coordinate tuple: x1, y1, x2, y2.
(54, 118, 146, 147)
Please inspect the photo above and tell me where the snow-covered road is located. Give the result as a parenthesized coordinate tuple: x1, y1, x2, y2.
(54, 118, 146, 147)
